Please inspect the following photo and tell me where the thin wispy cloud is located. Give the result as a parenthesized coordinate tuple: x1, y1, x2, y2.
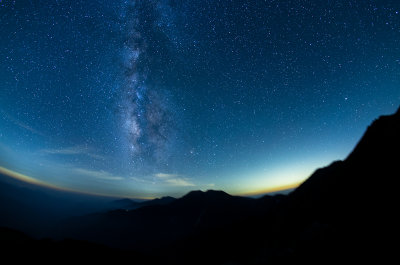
(15, 121, 45, 136)
(154, 173, 195, 187)
(130, 176, 147, 183)
(154, 173, 180, 178)
(74, 168, 124, 181)
(164, 178, 195, 187)
(41, 145, 106, 160)
(1, 110, 45, 136)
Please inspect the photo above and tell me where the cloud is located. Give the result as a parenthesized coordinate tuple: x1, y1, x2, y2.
(130, 176, 147, 183)
(74, 168, 124, 181)
(1, 110, 45, 136)
(14, 121, 45, 136)
(164, 178, 195, 187)
(154, 173, 195, 187)
(154, 173, 180, 178)
(41, 145, 105, 160)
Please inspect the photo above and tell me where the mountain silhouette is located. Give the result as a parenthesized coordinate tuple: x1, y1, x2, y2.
(55, 188, 281, 251)
(111, 196, 176, 210)
(111, 198, 141, 209)
(1, 107, 399, 264)
(171, 107, 400, 264)
(139, 195, 176, 208)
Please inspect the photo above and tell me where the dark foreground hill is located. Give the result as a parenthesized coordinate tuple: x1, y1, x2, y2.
(1, 107, 399, 264)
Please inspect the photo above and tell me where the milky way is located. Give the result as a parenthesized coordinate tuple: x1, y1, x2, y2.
(120, 1, 177, 170)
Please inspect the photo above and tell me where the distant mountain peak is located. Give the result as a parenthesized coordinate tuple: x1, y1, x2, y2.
(184, 189, 230, 196)
(150, 196, 176, 203)
(158, 196, 175, 200)
(112, 198, 135, 204)
(181, 190, 232, 203)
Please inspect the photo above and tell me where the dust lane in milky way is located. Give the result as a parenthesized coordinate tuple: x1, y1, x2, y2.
(119, 1, 180, 174)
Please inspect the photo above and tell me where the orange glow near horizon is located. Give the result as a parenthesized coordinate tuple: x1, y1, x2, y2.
(0, 166, 143, 199)
(0, 166, 153, 200)
(0, 166, 62, 190)
(237, 182, 302, 197)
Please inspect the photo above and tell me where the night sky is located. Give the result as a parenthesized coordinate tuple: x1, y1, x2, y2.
(0, 0, 399, 198)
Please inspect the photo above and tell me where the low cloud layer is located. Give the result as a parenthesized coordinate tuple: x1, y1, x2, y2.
(74, 168, 124, 181)
(154, 173, 194, 187)
(41, 145, 105, 160)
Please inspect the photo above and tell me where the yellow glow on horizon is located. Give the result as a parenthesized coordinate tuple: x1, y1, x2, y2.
(238, 181, 302, 197)
(231, 159, 322, 197)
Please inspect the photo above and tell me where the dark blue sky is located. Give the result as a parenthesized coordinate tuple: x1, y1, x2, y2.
(0, 0, 399, 198)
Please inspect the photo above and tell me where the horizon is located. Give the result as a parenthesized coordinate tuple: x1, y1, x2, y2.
(0, 104, 393, 200)
(0, 107, 398, 199)
(0, 165, 299, 199)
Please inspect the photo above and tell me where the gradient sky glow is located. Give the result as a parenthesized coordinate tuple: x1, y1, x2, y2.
(0, 0, 399, 198)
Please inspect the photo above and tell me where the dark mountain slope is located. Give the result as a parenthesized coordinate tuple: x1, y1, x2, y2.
(174, 107, 400, 264)
(287, 107, 400, 231)
(281, 108, 400, 262)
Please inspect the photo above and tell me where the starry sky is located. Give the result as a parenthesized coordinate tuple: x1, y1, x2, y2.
(0, 0, 399, 198)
